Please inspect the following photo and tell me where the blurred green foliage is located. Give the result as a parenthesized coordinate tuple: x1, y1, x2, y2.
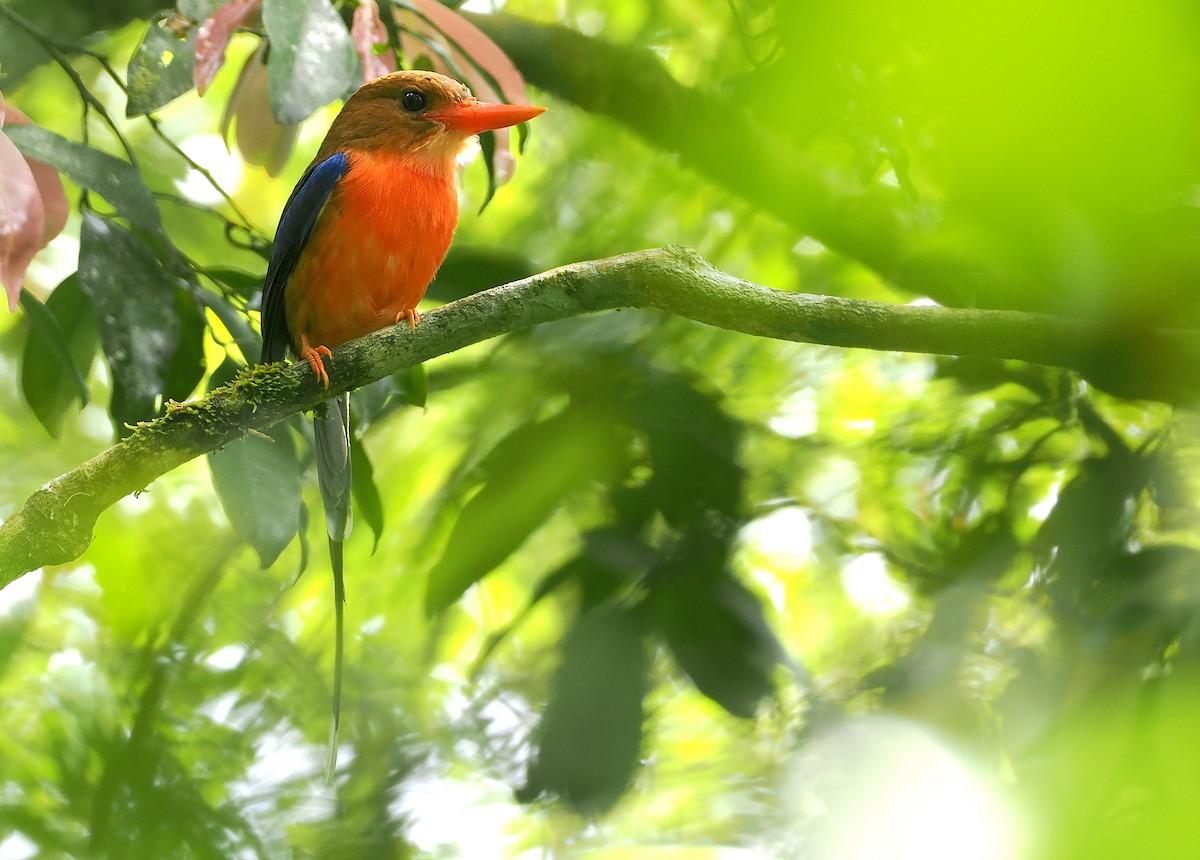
(1, 0, 1200, 857)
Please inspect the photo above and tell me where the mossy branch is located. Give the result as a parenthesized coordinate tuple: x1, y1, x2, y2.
(1, 246, 1196, 587)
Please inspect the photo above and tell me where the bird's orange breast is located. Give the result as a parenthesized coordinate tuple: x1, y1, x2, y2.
(285, 148, 459, 352)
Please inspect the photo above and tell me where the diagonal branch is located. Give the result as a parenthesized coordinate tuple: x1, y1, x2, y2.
(0, 246, 1195, 587)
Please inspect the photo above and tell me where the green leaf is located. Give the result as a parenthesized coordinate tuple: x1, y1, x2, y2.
(126, 15, 198, 117)
(522, 605, 648, 816)
(350, 377, 396, 432)
(651, 546, 784, 718)
(77, 213, 181, 433)
(296, 495, 311, 580)
(203, 293, 261, 366)
(350, 435, 385, 553)
(207, 359, 302, 566)
(4, 125, 162, 233)
(477, 130, 497, 214)
(424, 404, 629, 615)
(262, 0, 360, 123)
(396, 362, 427, 409)
(19, 277, 97, 437)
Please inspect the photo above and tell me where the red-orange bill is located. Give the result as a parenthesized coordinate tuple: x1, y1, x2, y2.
(427, 100, 546, 135)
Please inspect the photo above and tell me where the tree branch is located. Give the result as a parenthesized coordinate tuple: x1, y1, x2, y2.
(1, 246, 1195, 587)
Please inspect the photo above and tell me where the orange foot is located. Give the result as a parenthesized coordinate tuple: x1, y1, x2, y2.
(395, 308, 420, 330)
(299, 334, 333, 389)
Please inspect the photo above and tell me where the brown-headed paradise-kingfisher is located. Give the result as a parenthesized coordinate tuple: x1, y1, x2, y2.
(259, 70, 544, 776)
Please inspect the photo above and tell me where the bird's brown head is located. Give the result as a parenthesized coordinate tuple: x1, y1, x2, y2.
(319, 70, 545, 165)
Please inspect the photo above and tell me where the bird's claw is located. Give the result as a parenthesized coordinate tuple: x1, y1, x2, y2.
(395, 308, 420, 330)
(301, 342, 333, 388)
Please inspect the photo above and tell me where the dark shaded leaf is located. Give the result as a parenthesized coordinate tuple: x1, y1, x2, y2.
(1040, 452, 1151, 614)
(522, 605, 648, 816)
(424, 404, 628, 614)
(126, 15, 198, 116)
(477, 130, 497, 213)
(351, 376, 396, 432)
(201, 266, 263, 300)
(628, 371, 743, 529)
(651, 547, 784, 718)
(162, 291, 207, 403)
(5, 124, 162, 232)
(262, 0, 360, 123)
(207, 359, 302, 566)
(350, 435, 385, 553)
(19, 277, 97, 436)
(77, 213, 180, 433)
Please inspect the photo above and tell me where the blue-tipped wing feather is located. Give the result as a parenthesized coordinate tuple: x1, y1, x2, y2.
(260, 152, 350, 364)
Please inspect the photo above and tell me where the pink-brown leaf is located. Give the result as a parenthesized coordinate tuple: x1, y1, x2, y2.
(398, 27, 452, 76)
(353, 0, 397, 83)
(3, 101, 68, 245)
(0, 126, 45, 311)
(404, 0, 531, 106)
(395, 10, 515, 184)
(194, 0, 262, 96)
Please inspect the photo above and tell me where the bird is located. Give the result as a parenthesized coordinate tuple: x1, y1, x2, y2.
(258, 70, 544, 779)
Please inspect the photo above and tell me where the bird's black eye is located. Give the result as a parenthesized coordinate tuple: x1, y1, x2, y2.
(401, 90, 427, 112)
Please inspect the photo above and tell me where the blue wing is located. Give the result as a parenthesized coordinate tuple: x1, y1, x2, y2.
(259, 152, 351, 363)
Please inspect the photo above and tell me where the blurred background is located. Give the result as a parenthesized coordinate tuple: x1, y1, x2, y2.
(2, 0, 1200, 856)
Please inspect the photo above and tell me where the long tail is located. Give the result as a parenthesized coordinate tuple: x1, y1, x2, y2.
(313, 392, 352, 782)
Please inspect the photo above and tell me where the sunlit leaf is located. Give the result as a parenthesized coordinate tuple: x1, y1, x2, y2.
(127, 15, 198, 116)
(76, 212, 180, 432)
(19, 276, 96, 437)
(262, 0, 360, 124)
(5, 124, 162, 232)
(203, 292, 261, 366)
(522, 605, 648, 816)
